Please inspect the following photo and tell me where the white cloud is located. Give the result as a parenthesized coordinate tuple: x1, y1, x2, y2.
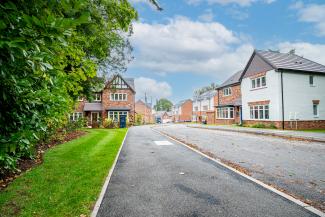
(186, 0, 275, 7)
(198, 9, 214, 22)
(130, 16, 254, 81)
(277, 42, 325, 65)
(292, 3, 325, 36)
(134, 77, 172, 100)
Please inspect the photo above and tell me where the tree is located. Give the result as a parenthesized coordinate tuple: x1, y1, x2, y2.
(154, 98, 173, 112)
(193, 83, 218, 97)
(0, 0, 137, 175)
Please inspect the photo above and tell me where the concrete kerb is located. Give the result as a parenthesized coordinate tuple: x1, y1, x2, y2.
(91, 129, 129, 217)
(187, 125, 325, 143)
(152, 128, 325, 217)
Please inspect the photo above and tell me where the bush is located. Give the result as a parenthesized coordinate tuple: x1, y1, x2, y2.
(251, 123, 266, 128)
(135, 114, 143, 126)
(103, 118, 114, 129)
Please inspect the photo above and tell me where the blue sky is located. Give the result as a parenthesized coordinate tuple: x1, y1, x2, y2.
(125, 0, 325, 104)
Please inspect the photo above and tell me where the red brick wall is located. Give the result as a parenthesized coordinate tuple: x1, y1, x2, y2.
(243, 120, 325, 130)
(179, 100, 193, 122)
(135, 101, 154, 123)
(218, 84, 241, 106)
(74, 100, 85, 112)
(102, 88, 135, 123)
(206, 111, 215, 124)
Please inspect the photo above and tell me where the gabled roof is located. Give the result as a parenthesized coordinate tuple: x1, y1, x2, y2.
(106, 74, 136, 92)
(242, 50, 325, 77)
(193, 89, 217, 101)
(136, 99, 152, 109)
(174, 99, 192, 108)
(217, 70, 243, 89)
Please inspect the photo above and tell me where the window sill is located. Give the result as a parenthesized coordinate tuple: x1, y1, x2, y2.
(216, 118, 234, 120)
(249, 119, 270, 121)
(250, 86, 267, 91)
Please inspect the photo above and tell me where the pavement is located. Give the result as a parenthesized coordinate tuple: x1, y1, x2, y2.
(96, 125, 319, 217)
(187, 124, 325, 142)
(154, 124, 325, 212)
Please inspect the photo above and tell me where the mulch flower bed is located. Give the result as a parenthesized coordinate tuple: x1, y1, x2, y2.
(0, 130, 87, 190)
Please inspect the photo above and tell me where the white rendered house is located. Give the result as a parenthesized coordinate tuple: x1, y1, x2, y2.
(240, 50, 325, 129)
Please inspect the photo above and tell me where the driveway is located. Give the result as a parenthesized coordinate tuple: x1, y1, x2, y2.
(96, 125, 318, 217)
(153, 124, 325, 212)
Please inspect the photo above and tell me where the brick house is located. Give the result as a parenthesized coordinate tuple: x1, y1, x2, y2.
(172, 99, 193, 122)
(71, 74, 135, 126)
(155, 111, 173, 123)
(215, 70, 243, 125)
(240, 50, 325, 129)
(135, 100, 154, 124)
(192, 90, 217, 124)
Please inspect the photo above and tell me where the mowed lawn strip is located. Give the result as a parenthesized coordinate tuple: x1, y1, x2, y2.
(0, 128, 127, 217)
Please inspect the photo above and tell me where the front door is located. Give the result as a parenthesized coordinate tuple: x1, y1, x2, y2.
(119, 115, 126, 128)
(91, 112, 99, 123)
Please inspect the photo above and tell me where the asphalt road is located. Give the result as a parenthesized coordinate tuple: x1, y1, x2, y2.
(154, 124, 325, 212)
(97, 125, 317, 217)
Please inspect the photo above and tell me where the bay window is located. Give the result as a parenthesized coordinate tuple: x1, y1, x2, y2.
(217, 107, 234, 119)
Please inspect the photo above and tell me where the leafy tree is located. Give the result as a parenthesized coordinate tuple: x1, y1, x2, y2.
(193, 83, 218, 97)
(0, 0, 137, 175)
(154, 98, 173, 112)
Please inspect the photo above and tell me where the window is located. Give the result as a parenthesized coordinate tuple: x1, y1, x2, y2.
(93, 93, 101, 102)
(223, 87, 231, 96)
(77, 96, 83, 101)
(203, 105, 208, 111)
(217, 107, 234, 119)
(313, 103, 318, 117)
(309, 75, 314, 86)
(110, 93, 127, 101)
(108, 111, 128, 122)
(70, 112, 83, 121)
(111, 76, 128, 89)
(251, 76, 266, 89)
(194, 106, 198, 111)
(249, 105, 269, 120)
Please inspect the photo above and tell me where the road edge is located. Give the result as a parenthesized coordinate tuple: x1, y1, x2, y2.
(152, 128, 325, 217)
(91, 129, 129, 217)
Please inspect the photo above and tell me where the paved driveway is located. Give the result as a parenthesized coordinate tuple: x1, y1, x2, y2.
(96, 126, 317, 217)
(154, 124, 325, 212)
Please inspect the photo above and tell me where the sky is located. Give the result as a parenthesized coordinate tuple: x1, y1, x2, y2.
(124, 0, 325, 104)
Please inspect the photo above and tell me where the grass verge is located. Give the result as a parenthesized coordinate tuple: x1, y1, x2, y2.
(0, 128, 127, 217)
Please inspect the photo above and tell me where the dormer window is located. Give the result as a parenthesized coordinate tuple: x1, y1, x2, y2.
(223, 87, 231, 96)
(251, 76, 266, 89)
(93, 93, 101, 102)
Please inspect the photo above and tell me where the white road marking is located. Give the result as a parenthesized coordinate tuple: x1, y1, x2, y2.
(154, 140, 174, 146)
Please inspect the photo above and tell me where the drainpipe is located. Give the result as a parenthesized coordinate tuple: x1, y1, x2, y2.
(280, 71, 285, 130)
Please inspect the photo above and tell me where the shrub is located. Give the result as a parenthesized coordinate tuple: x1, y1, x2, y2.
(135, 114, 143, 126)
(103, 118, 115, 129)
(251, 123, 266, 128)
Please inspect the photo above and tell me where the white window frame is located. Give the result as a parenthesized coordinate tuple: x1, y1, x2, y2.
(108, 111, 128, 122)
(309, 75, 315, 87)
(77, 96, 83, 101)
(249, 105, 269, 120)
(223, 87, 231, 96)
(93, 93, 101, 102)
(251, 76, 266, 89)
(217, 107, 234, 119)
(313, 103, 319, 117)
(70, 112, 83, 121)
(110, 93, 127, 101)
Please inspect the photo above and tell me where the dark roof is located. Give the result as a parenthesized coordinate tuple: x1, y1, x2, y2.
(255, 50, 325, 73)
(193, 90, 217, 101)
(84, 103, 102, 111)
(107, 106, 130, 111)
(106, 74, 136, 92)
(218, 70, 243, 89)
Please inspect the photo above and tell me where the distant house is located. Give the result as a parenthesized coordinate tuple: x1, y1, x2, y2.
(240, 50, 325, 129)
(155, 111, 173, 124)
(172, 99, 193, 122)
(135, 100, 154, 124)
(215, 70, 243, 125)
(72, 74, 136, 127)
(192, 90, 217, 124)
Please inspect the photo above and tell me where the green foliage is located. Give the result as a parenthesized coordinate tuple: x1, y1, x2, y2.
(0, 0, 137, 175)
(154, 98, 173, 112)
(251, 123, 277, 129)
(135, 114, 143, 125)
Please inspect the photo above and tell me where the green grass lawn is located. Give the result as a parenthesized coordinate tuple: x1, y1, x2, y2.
(0, 128, 127, 217)
(299, 129, 325, 133)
